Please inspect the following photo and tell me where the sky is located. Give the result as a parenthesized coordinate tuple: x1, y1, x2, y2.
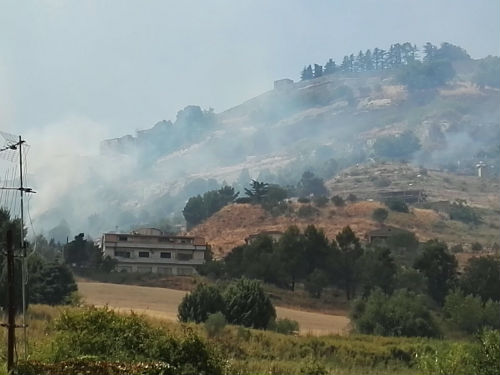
(0, 0, 499, 140)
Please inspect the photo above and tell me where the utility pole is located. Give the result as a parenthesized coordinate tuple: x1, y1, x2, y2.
(6, 229, 15, 373)
(18, 135, 28, 357)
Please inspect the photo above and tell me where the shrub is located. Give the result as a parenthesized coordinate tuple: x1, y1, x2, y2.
(224, 278, 276, 329)
(372, 176, 392, 187)
(16, 359, 177, 375)
(313, 195, 329, 207)
(204, 312, 226, 337)
(331, 195, 345, 207)
(471, 242, 483, 252)
(372, 208, 389, 223)
(297, 205, 319, 218)
(47, 306, 223, 374)
(448, 201, 481, 224)
(297, 197, 310, 203)
(351, 288, 438, 337)
(385, 199, 409, 213)
(299, 360, 328, 375)
(347, 193, 358, 202)
(470, 329, 500, 375)
(443, 290, 484, 333)
(178, 283, 225, 323)
(269, 318, 300, 335)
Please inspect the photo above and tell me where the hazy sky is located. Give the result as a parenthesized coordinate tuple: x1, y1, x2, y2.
(1, 0, 499, 139)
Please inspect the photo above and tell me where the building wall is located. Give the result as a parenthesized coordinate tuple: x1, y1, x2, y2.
(102, 232, 206, 274)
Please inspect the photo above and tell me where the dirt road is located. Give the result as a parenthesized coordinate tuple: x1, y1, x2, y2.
(78, 282, 350, 335)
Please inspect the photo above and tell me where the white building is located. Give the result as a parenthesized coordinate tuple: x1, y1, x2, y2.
(101, 228, 207, 275)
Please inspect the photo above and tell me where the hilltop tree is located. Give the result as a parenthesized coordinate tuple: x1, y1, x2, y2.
(245, 180, 269, 203)
(313, 64, 323, 78)
(301, 65, 313, 80)
(297, 171, 328, 197)
(183, 186, 239, 229)
(372, 208, 389, 223)
(324, 58, 336, 75)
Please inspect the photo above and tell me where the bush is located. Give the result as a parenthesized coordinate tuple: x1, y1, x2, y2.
(347, 193, 358, 203)
(351, 288, 438, 337)
(204, 312, 226, 337)
(448, 201, 481, 224)
(372, 176, 392, 187)
(372, 208, 389, 223)
(47, 306, 223, 374)
(471, 242, 483, 252)
(331, 195, 345, 207)
(444, 290, 500, 333)
(297, 197, 310, 203)
(385, 199, 409, 213)
(224, 278, 276, 329)
(268, 318, 300, 335)
(313, 195, 329, 207)
(471, 329, 500, 375)
(297, 205, 319, 218)
(178, 283, 225, 323)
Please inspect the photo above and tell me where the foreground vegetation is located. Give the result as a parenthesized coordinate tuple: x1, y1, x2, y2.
(2, 305, 498, 375)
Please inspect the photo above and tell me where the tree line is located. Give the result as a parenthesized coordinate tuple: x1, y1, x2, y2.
(199, 224, 499, 338)
(300, 41, 470, 80)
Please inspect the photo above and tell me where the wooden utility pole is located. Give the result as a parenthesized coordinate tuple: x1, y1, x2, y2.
(6, 229, 15, 373)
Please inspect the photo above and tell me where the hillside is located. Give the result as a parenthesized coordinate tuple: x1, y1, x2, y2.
(35, 45, 500, 238)
(190, 164, 500, 257)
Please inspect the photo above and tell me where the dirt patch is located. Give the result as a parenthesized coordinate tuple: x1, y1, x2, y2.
(77, 282, 350, 335)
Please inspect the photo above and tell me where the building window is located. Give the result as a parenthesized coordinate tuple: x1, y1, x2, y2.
(118, 235, 128, 241)
(177, 253, 193, 261)
(138, 251, 150, 258)
(114, 250, 130, 258)
(160, 252, 171, 259)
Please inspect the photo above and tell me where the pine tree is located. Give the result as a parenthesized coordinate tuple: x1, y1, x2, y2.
(301, 65, 313, 80)
(423, 42, 437, 63)
(340, 56, 350, 72)
(364, 49, 373, 70)
(355, 50, 365, 72)
(324, 58, 336, 75)
(313, 64, 323, 78)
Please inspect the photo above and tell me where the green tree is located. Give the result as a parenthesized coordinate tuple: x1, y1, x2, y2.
(245, 179, 269, 203)
(461, 256, 500, 302)
(301, 65, 313, 80)
(385, 199, 409, 213)
(372, 208, 389, 223)
(28, 258, 77, 305)
(357, 247, 396, 295)
(324, 58, 336, 75)
(474, 56, 500, 88)
(313, 64, 323, 78)
(178, 283, 225, 323)
(414, 240, 458, 304)
(224, 278, 276, 329)
(351, 288, 438, 337)
(336, 226, 363, 300)
(277, 226, 307, 291)
(63, 233, 101, 267)
(305, 268, 329, 298)
(297, 171, 328, 197)
(443, 290, 484, 333)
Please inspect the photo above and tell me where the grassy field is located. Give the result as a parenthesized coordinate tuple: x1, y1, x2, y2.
(77, 281, 350, 335)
